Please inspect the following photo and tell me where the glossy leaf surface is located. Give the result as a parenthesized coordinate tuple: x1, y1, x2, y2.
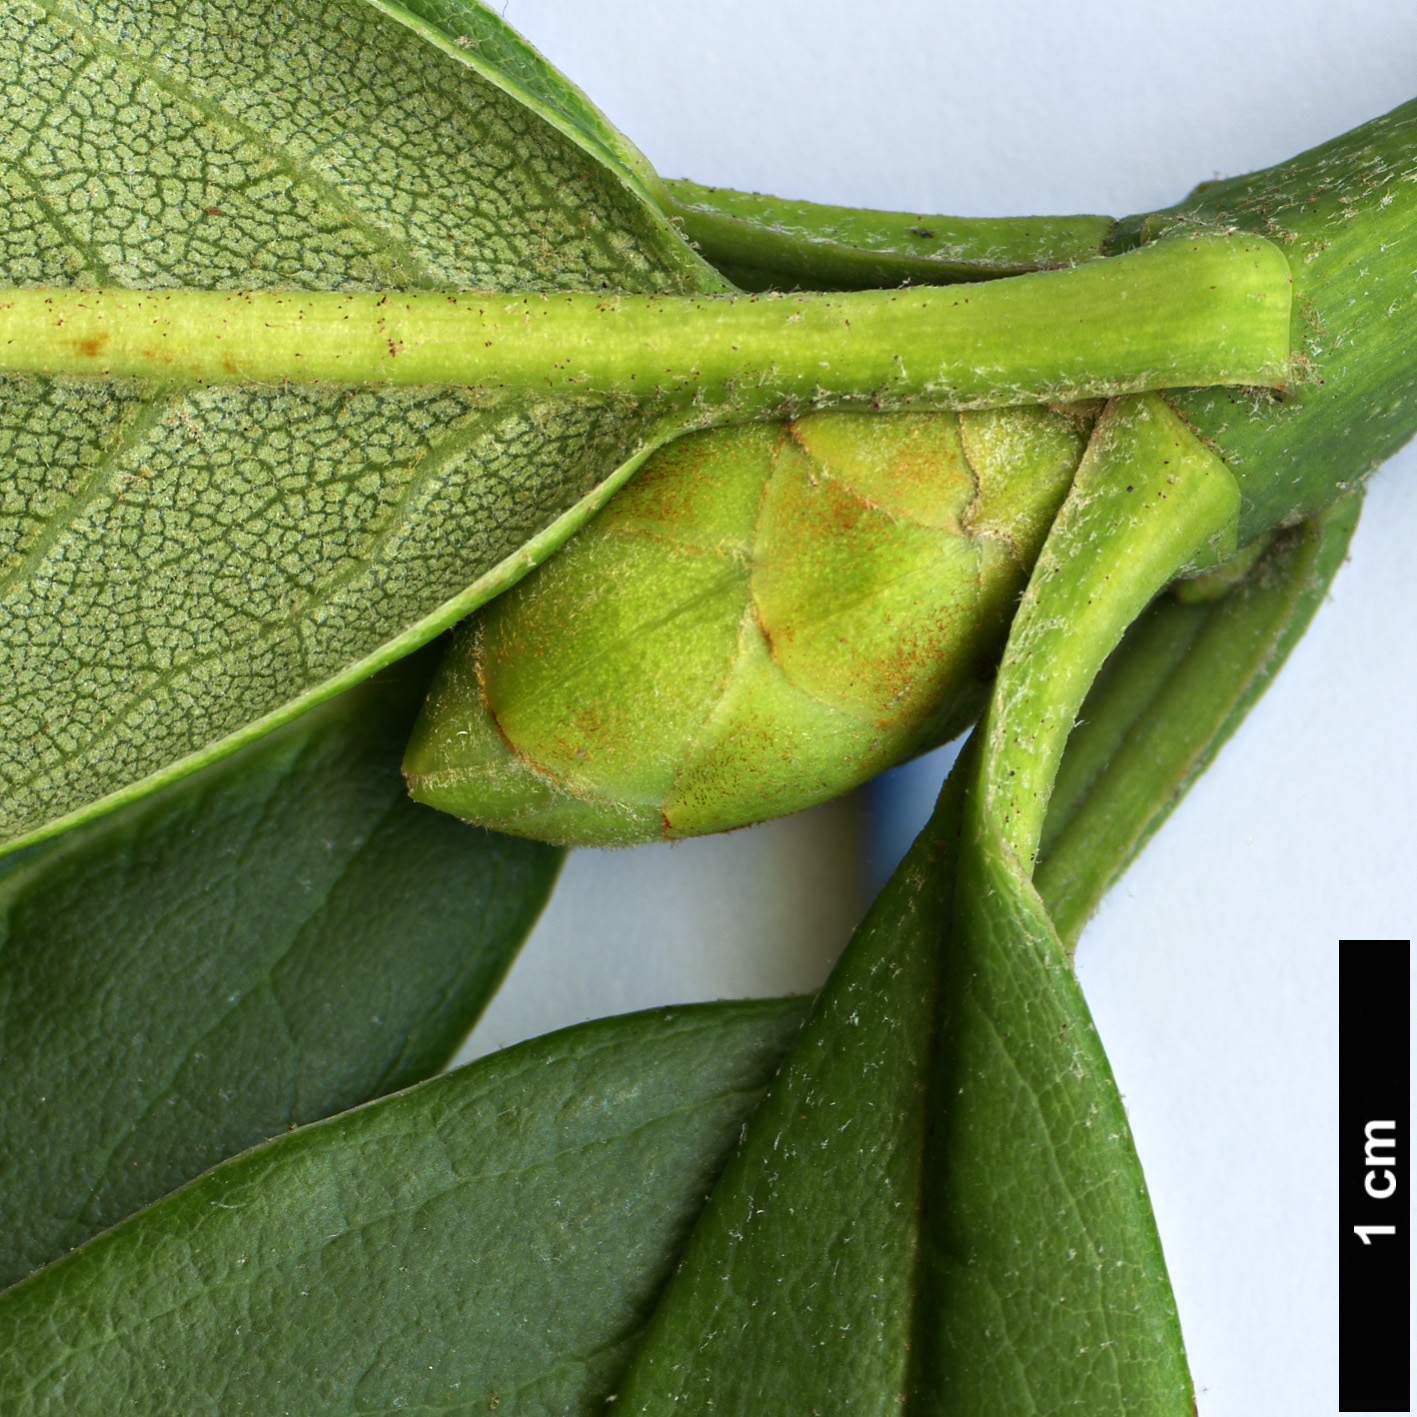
(0, 0, 718, 851)
(0, 998, 807, 1413)
(0, 648, 560, 1290)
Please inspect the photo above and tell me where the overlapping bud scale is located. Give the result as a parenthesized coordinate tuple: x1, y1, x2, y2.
(404, 405, 1094, 845)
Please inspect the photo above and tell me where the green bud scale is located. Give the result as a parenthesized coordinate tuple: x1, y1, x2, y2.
(403, 405, 1094, 844)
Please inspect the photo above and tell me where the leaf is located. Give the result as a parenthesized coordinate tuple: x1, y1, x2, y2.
(372, 0, 672, 209)
(613, 761, 965, 1413)
(0, 644, 560, 1291)
(908, 398, 1250, 1412)
(911, 778, 1189, 1413)
(613, 754, 1189, 1413)
(0, 997, 807, 1415)
(612, 397, 1241, 1413)
(0, 0, 722, 851)
(661, 177, 1114, 290)
(3, 0, 708, 295)
(1036, 491, 1364, 946)
(613, 777, 1193, 1407)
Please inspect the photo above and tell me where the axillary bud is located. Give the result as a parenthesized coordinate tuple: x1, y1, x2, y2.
(403, 405, 1092, 845)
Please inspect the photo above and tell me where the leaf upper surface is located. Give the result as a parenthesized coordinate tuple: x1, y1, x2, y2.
(913, 810, 1188, 1414)
(614, 734, 1189, 1412)
(0, 646, 561, 1291)
(614, 404, 1210, 1414)
(0, 998, 807, 1415)
(0, 0, 720, 849)
(615, 767, 962, 1414)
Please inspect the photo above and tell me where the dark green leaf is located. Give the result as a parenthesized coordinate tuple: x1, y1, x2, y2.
(0, 647, 560, 1290)
(612, 746, 1188, 1413)
(614, 398, 1224, 1413)
(614, 764, 964, 1412)
(0, 998, 807, 1414)
(911, 783, 1188, 1414)
(661, 177, 1114, 291)
(0, 0, 721, 851)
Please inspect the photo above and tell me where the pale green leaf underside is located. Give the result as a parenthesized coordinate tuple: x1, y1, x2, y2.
(4, 0, 708, 294)
(0, 375, 664, 847)
(0, 0, 721, 849)
(0, 999, 807, 1415)
(371, 0, 674, 213)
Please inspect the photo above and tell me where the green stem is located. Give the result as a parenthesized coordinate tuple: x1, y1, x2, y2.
(1130, 97, 1417, 540)
(0, 233, 1289, 412)
(662, 178, 1114, 289)
(979, 393, 1242, 871)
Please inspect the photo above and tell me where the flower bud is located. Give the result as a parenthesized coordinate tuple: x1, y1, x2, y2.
(404, 405, 1092, 845)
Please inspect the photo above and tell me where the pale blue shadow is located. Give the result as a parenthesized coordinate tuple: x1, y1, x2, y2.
(861, 738, 964, 898)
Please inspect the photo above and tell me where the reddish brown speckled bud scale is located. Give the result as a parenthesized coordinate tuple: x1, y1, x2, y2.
(403, 404, 1094, 844)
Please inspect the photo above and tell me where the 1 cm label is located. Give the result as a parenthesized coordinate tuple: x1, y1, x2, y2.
(1354, 1119, 1398, 1245)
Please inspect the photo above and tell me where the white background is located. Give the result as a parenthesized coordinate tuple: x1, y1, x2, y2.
(452, 4, 1417, 1412)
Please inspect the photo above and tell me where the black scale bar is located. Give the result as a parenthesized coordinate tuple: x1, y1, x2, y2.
(1340, 939, 1410, 1413)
